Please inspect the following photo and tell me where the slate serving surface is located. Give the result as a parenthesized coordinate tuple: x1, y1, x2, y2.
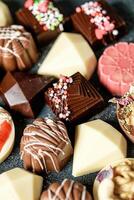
(0, 0, 134, 195)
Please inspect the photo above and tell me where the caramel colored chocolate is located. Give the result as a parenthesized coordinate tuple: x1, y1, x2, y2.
(0, 25, 39, 71)
(45, 72, 104, 123)
(40, 179, 92, 200)
(20, 118, 73, 174)
(0, 72, 54, 118)
(71, 0, 126, 47)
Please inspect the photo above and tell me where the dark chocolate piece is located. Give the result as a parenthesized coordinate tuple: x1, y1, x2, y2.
(20, 118, 73, 174)
(40, 179, 92, 200)
(0, 72, 54, 118)
(0, 25, 39, 71)
(71, 0, 126, 47)
(45, 72, 104, 123)
(16, 0, 66, 44)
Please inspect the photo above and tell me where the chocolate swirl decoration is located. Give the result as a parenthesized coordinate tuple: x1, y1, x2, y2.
(20, 118, 73, 174)
(0, 25, 38, 71)
(40, 179, 92, 200)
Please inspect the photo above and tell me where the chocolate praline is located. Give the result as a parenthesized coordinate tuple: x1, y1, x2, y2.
(20, 118, 73, 174)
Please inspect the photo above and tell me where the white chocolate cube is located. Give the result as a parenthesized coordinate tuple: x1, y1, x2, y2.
(72, 119, 127, 177)
(38, 32, 97, 79)
(0, 168, 43, 200)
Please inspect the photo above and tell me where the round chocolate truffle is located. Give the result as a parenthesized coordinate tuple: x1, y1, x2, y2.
(0, 25, 39, 71)
(40, 179, 92, 200)
(20, 118, 73, 174)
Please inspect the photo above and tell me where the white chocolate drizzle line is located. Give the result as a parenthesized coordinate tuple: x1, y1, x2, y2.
(0, 26, 30, 68)
(21, 118, 71, 173)
(48, 179, 87, 200)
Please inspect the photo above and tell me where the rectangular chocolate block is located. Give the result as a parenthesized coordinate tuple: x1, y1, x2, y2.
(71, 0, 126, 48)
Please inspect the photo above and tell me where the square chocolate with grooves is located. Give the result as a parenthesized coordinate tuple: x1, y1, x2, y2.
(71, 0, 126, 48)
(45, 72, 104, 124)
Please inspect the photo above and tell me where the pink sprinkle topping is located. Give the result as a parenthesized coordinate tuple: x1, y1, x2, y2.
(76, 1, 119, 39)
(47, 75, 73, 121)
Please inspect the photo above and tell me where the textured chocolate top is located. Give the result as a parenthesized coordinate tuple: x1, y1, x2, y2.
(45, 72, 104, 123)
(0, 25, 38, 71)
(20, 118, 73, 173)
(40, 179, 92, 200)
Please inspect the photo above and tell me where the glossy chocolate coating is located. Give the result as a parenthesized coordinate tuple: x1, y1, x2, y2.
(0, 25, 39, 71)
(40, 179, 92, 200)
(16, 8, 68, 45)
(20, 118, 73, 174)
(0, 72, 54, 118)
(71, 0, 126, 47)
(45, 72, 104, 124)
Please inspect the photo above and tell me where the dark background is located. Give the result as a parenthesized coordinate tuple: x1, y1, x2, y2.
(0, 0, 134, 196)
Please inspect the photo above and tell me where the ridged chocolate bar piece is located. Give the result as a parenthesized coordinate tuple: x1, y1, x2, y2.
(0, 72, 54, 118)
(45, 72, 104, 123)
(71, 0, 126, 47)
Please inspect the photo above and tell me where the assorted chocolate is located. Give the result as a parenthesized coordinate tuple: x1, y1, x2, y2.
(71, 0, 126, 47)
(73, 119, 127, 177)
(0, 1, 13, 27)
(0, 107, 15, 164)
(98, 42, 134, 96)
(0, 1, 133, 200)
(93, 158, 134, 200)
(20, 118, 73, 174)
(110, 85, 134, 143)
(40, 179, 92, 200)
(16, 0, 66, 44)
(45, 72, 104, 123)
(38, 32, 97, 79)
(0, 72, 54, 118)
(0, 25, 39, 71)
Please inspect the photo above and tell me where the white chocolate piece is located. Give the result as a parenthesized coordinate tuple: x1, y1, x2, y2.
(0, 107, 15, 163)
(38, 32, 97, 79)
(72, 119, 127, 177)
(0, 168, 43, 200)
(0, 1, 13, 27)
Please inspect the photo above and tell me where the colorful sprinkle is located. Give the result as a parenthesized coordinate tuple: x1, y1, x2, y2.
(24, 0, 64, 31)
(76, 1, 119, 39)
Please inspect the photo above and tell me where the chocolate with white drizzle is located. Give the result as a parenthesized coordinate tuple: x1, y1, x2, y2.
(0, 25, 38, 71)
(40, 179, 92, 200)
(20, 118, 73, 174)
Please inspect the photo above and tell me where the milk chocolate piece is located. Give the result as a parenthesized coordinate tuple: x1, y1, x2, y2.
(20, 118, 73, 174)
(16, 0, 67, 44)
(0, 72, 54, 118)
(45, 72, 104, 123)
(0, 25, 39, 71)
(71, 0, 126, 47)
(0, 168, 43, 200)
(40, 179, 92, 200)
(93, 158, 134, 200)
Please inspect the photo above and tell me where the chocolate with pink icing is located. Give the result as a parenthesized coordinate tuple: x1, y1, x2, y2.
(40, 179, 92, 200)
(0, 25, 38, 71)
(20, 118, 73, 174)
